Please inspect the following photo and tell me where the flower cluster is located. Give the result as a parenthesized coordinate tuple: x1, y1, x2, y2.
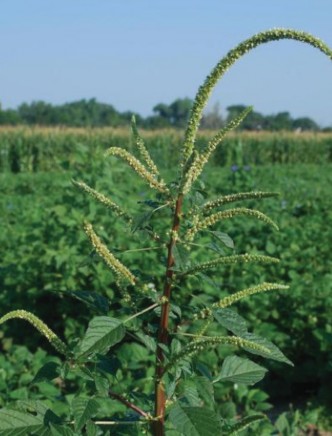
(214, 282, 289, 308)
(105, 147, 169, 195)
(183, 253, 279, 276)
(181, 107, 252, 194)
(0, 310, 68, 356)
(182, 28, 332, 167)
(165, 335, 270, 374)
(201, 191, 279, 213)
(186, 207, 278, 241)
(131, 115, 160, 177)
(84, 221, 136, 285)
(72, 180, 132, 223)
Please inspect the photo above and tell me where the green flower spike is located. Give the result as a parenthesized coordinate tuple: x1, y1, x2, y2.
(164, 335, 270, 374)
(0, 310, 68, 356)
(182, 254, 279, 276)
(131, 115, 160, 177)
(105, 147, 169, 195)
(84, 221, 136, 285)
(201, 191, 280, 213)
(214, 282, 289, 308)
(72, 180, 132, 223)
(186, 207, 278, 241)
(182, 28, 332, 167)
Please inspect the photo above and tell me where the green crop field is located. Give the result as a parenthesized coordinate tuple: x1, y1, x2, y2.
(1, 127, 332, 433)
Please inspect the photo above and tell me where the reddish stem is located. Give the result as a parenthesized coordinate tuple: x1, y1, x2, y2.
(109, 390, 149, 418)
(153, 194, 184, 436)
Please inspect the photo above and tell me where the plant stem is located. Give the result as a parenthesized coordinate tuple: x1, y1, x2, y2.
(124, 302, 159, 324)
(109, 390, 149, 418)
(154, 194, 184, 436)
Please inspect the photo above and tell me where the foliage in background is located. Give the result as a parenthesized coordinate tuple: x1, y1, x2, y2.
(1, 128, 332, 174)
(0, 97, 329, 131)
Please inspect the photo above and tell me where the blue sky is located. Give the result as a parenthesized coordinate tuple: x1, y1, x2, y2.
(1, 0, 332, 126)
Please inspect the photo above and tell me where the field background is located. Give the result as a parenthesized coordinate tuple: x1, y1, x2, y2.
(0, 128, 332, 433)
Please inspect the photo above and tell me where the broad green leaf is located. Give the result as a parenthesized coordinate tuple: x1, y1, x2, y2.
(210, 231, 235, 249)
(172, 245, 191, 271)
(194, 376, 215, 407)
(131, 210, 153, 232)
(179, 382, 201, 407)
(213, 308, 248, 335)
(63, 290, 109, 314)
(32, 362, 61, 384)
(241, 333, 293, 366)
(77, 316, 125, 357)
(93, 373, 110, 396)
(86, 420, 98, 436)
(135, 332, 157, 352)
(216, 356, 267, 385)
(50, 424, 75, 436)
(224, 414, 266, 435)
(168, 403, 222, 436)
(72, 397, 99, 431)
(0, 409, 47, 436)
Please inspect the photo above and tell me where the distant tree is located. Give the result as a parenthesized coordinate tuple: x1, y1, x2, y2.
(292, 117, 319, 131)
(18, 101, 56, 125)
(226, 105, 264, 130)
(0, 103, 21, 125)
(152, 98, 193, 128)
(269, 111, 293, 131)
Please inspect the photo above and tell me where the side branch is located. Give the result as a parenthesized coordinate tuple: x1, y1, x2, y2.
(109, 390, 149, 418)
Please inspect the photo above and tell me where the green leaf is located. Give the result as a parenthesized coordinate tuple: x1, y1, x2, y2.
(131, 210, 153, 233)
(213, 308, 248, 336)
(215, 356, 267, 385)
(72, 397, 99, 431)
(77, 316, 125, 357)
(241, 333, 293, 366)
(49, 424, 75, 436)
(86, 420, 98, 436)
(62, 290, 109, 314)
(194, 376, 215, 408)
(135, 332, 157, 352)
(168, 403, 222, 436)
(32, 362, 61, 384)
(0, 409, 47, 436)
(224, 414, 266, 435)
(172, 244, 191, 271)
(209, 231, 234, 249)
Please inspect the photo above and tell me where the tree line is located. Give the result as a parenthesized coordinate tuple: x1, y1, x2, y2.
(0, 98, 329, 131)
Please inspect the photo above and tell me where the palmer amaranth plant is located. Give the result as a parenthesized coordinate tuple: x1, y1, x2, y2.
(1, 29, 331, 435)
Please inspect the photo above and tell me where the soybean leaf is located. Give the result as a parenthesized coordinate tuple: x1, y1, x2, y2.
(215, 356, 267, 385)
(77, 316, 125, 358)
(168, 403, 222, 436)
(72, 397, 99, 431)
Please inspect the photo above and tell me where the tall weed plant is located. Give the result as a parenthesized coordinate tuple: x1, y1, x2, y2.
(1, 29, 331, 435)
